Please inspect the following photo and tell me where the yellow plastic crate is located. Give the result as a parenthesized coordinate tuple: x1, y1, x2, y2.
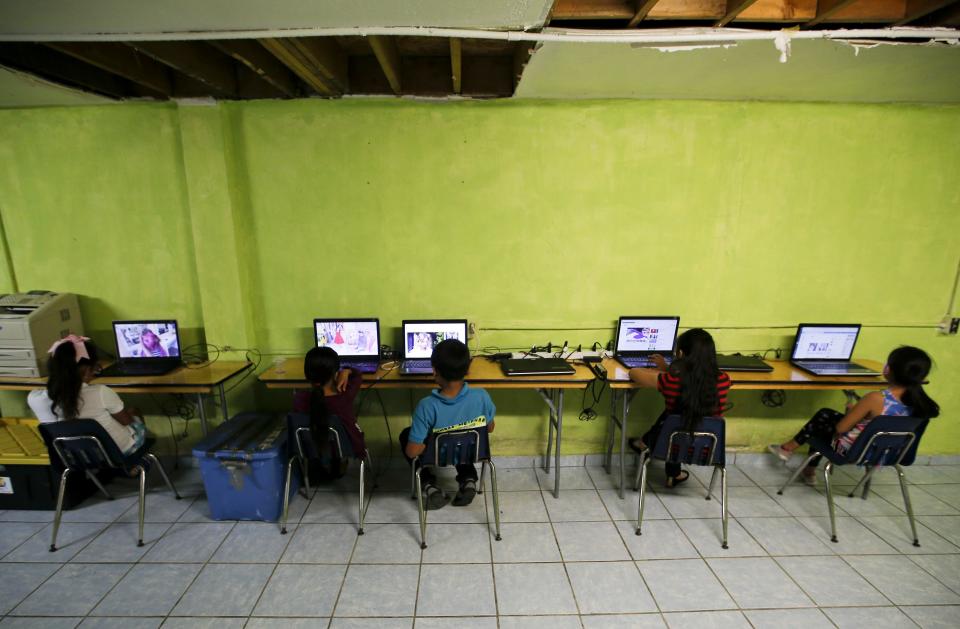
(0, 418, 50, 466)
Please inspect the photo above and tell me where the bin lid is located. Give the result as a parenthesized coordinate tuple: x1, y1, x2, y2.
(0, 418, 50, 465)
(192, 412, 287, 461)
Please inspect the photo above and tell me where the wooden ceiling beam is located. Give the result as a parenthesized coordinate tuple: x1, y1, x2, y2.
(0, 43, 133, 98)
(627, 0, 664, 26)
(259, 38, 345, 96)
(551, 0, 635, 20)
(895, 0, 960, 23)
(127, 41, 237, 97)
(716, 0, 763, 24)
(805, 0, 867, 26)
(450, 38, 462, 95)
(210, 39, 301, 97)
(46, 42, 172, 96)
(368, 35, 402, 95)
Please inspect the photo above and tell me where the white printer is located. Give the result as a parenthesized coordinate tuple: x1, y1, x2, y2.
(0, 291, 84, 377)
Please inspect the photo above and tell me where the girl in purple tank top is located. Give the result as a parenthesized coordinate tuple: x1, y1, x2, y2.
(769, 346, 939, 485)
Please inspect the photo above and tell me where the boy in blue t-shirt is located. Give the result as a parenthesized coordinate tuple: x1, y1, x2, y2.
(399, 339, 495, 510)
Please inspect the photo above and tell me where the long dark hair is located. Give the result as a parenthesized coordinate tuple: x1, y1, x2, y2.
(887, 346, 939, 419)
(671, 328, 720, 431)
(304, 346, 340, 451)
(47, 340, 99, 420)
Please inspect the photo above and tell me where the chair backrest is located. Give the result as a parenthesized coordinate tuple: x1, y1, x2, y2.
(38, 419, 125, 472)
(286, 412, 356, 461)
(421, 428, 490, 468)
(845, 415, 928, 467)
(651, 415, 726, 467)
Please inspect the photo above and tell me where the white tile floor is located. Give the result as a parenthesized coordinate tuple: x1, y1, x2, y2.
(1, 458, 959, 628)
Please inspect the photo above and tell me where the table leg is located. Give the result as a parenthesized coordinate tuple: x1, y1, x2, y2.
(604, 391, 616, 473)
(196, 392, 208, 436)
(542, 389, 555, 473)
(618, 390, 632, 499)
(537, 388, 563, 497)
(554, 389, 563, 499)
(218, 384, 229, 422)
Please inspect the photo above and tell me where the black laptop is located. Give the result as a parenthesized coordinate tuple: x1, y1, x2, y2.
(789, 324, 880, 376)
(716, 354, 774, 373)
(501, 357, 576, 376)
(314, 318, 381, 373)
(613, 316, 680, 369)
(99, 320, 183, 377)
(399, 319, 468, 375)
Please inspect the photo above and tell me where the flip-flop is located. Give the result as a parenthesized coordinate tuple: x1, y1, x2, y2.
(452, 480, 477, 507)
(423, 485, 449, 510)
(665, 470, 690, 488)
(628, 438, 648, 455)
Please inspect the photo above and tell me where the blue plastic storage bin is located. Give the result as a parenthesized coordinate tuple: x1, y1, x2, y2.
(192, 412, 299, 522)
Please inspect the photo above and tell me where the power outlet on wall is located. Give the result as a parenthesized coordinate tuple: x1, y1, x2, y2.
(937, 316, 959, 335)
(468, 322, 477, 339)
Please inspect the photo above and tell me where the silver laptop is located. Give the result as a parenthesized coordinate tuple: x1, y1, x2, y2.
(613, 316, 680, 369)
(790, 324, 880, 376)
(314, 318, 380, 373)
(399, 319, 468, 375)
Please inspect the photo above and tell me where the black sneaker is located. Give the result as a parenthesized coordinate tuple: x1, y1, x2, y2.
(452, 479, 477, 507)
(422, 484, 449, 510)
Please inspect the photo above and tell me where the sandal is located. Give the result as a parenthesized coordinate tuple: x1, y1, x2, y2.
(422, 484, 449, 510)
(452, 479, 477, 507)
(628, 438, 648, 455)
(665, 471, 690, 488)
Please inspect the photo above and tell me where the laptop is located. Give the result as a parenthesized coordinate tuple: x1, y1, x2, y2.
(790, 324, 880, 376)
(716, 354, 774, 373)
(314, 318, 381, 373)
(99, 320, 183, 377)
(501, 357, 576, 376)
(399, 319, 468, 375)
(614, 316, 680, 369)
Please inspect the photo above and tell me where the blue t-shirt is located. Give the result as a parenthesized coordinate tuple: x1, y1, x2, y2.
(408, 382, 496, 444)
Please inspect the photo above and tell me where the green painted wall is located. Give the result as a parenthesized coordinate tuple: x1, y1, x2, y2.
(0, 99, 958, 458)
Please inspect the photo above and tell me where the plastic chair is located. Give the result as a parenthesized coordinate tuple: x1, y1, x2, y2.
(38, 419, 181, 551)
(280, 412, 372, 535)
(777, 415, 928, 545)
(634, 415, 728, 548)
(411, 428, 501, 549)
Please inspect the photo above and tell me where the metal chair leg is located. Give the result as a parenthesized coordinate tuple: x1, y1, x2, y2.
(358, 458, 366, 535)
(415, 468, 427, 549)
(49, 468, 70, 552)
(777, 453, 819, 495)
(720, 466, 728, 549)
(706, 465, 719, 501)
(280, 456, 296, 535)
(824, 462, 838, 543)
(300, 457, 312, 495)
(896, 464, 920, 547)
(137, 466, 147, 547)
(633, 452, 645, 492)
(545, 405, 555, 473)
(478, 460, 487, 495)
(848, 465, 875, 499)
(489, 460, 501, 541)
(635, 453, 650, 535)
(145, 453, 181, 499)
(86, 470, 113, 500)
(410, 460, 418, 500)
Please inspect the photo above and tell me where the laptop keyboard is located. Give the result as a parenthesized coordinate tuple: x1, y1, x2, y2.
(403, 359, 432, 370)
(619, 357, 671, 368)
(799, 361, 871, 372)
(343, 361, 380, 373)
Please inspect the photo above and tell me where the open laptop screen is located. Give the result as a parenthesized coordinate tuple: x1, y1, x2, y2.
(114, 320, 181, 359)
(403, 320, 467, 359)
(792, 325, 860, 361)
(314, 319, 379, 357)
(616, 317, 680, 354)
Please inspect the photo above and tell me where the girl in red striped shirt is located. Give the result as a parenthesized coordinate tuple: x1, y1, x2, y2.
(627, 328, 732, 487)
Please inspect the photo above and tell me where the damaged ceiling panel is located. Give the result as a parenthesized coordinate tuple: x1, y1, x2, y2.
(0, 0, 555, 36)
(515, 37, 960, 103)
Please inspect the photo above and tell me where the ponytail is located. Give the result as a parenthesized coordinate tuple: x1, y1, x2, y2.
(674, 328, 720, 432)
(46, 340, 99, 420)
(887, 346, 940, 419)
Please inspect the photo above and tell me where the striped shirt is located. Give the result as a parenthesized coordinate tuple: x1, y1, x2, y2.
(657, 370, 732, 416)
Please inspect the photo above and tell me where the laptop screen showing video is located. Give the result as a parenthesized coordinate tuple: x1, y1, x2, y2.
(314, 319, 379, 357)
(403, 320, 467, 359)
(114, 321, 181, 359)
(792, 325, 859, 361)
(616, 317, 680, 354)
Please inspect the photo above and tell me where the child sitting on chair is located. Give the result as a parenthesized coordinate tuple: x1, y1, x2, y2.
(769, 346, 939, 485)
(399, 339, 495, 510)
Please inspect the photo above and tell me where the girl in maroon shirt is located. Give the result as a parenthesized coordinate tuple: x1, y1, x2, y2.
(293, 347, 367, 477)
(626, 328, 731, 487)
